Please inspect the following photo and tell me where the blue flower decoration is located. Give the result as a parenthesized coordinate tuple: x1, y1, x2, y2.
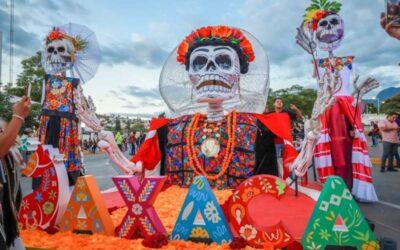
(35, 192, 43, 202)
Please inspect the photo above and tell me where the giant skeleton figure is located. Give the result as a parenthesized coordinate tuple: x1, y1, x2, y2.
(296, 0, 378, 201)
(77, 26, 337, 190)
(39, 24, 100, 185)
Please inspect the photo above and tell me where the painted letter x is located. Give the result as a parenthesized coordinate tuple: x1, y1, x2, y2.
(112, 175, 166, 239)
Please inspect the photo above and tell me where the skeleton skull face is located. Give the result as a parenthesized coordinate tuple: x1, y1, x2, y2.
(316, 14, 344, 51)
(45, 38, 75, 73)
(188, 45, 240, 103)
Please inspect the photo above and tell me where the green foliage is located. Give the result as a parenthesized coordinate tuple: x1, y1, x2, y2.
(131, 118, 147, 132)
(115, 117, 122, 132)
(365, 103, 378, 114)
(266, 84, 317, 118)
(381, 94, 400, 114)
(0, 91, 40, 132)
(125, 117, 131, 132)
(7, 51, 45, 103)
(0, 91, 13, 121)
(308, 0, 341, 12)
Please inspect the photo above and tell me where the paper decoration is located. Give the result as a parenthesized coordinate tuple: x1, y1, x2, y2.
(112, 175, 166, 239)
(228, 175, 295, 248)
(171, 176, 232, 244)
(302, 176, 379, 249)
(60, 175, 114, 235)
(18, 145, 69, 230)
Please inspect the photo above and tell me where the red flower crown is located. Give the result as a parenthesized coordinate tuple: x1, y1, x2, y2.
(45, 27, 86, 52)
(46, 28, 67, 44)
(303, 0, 342, 31)
(177, 26, 255, 73)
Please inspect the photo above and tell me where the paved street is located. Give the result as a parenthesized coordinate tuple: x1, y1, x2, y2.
(20, 144, 400, 245)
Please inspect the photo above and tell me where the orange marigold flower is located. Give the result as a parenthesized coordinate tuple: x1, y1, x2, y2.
(197, 26, 212, 38)
(212, 26, 232, 38)
(177, 40, 189, 63)
(48, 31, 65, 41)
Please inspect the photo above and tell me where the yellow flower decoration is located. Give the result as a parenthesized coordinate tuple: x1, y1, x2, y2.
(190, 227, 209, 239)
(362, 241, 380, 250)
(318, 229, 330, 241)
(305, 9, 321, 23)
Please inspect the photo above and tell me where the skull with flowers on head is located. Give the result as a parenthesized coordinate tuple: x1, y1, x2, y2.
(177, 26, 255, 104)
(43, 27, 81, 74)
(304, 0, 343, 52)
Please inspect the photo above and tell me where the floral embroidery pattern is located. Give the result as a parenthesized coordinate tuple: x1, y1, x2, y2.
(239, 224, 257, 241)
(204, 201, 221, 223)
(165, 113, 257, 189)
(131, 204, 143, 216)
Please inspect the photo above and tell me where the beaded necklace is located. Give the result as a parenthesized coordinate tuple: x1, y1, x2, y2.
(185, 111, 237, 181)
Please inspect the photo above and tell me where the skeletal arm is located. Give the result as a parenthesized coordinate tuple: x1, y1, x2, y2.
(73, 86, 140, 175)
(290, 71, 339, 177)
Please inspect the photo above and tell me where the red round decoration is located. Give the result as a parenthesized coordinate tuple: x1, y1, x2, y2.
(228, 175, 316, 248)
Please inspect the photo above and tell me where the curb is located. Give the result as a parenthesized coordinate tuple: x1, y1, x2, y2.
(370, 158, 398, 166)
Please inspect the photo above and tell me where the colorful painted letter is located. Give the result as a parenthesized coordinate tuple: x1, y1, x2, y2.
(302, 176, 379, 249)
(112, 175, 166, 239)
(171, 176, 232, 244)
(228, 175, 295, 248)
(60, 175, 114, 235)
(18, 145, 69, 230)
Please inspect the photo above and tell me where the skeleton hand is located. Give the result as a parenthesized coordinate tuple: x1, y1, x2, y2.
(351, 77, 379, 106)
(295, 22, 316, 55)
(98, 130, 142, 175)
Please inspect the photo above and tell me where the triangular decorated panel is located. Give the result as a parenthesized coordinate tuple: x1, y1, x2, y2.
(302, 176, 378, 249)
(171, 176, 232, 244)
(60, 175, 114, 235)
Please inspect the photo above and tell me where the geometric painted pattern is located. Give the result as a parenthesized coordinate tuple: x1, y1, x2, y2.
(302, 176, 379, 250)
(60, 175, 115, 235)
(112, 175, 166, 239)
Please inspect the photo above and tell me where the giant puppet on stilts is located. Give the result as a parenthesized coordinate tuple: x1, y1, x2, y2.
(93, 26, 339, 191)
(18, 24, 101, 232)
(295, 0, 379, 201)
(38, 23, 100, 186)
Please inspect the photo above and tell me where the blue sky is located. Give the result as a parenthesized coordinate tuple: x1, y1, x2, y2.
(0, 0, 399, 118)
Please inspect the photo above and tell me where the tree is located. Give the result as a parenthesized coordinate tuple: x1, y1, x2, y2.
(115, 116, 122, 132)
(131, 118, 146, 132)
(125, 117, 131, 132)
(381, 94, 400, 114)
(0, 91, 13, 121)
(0, 91, 40, 132)
(365, 103, 377, 114)
(6, 51, 45, 103)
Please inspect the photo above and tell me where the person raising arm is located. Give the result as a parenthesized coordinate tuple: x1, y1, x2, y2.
(0, 96, 31, 158)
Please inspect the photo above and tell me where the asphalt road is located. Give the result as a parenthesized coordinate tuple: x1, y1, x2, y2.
(20, 148, 400, 246)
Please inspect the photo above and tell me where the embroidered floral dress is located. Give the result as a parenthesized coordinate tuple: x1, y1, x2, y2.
(38, 75, 81, 185)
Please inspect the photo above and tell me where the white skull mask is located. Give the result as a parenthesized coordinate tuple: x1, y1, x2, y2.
(45, 38, 75, 74)
(316, 14, 344, 51)
(188, 45, 240, 103)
